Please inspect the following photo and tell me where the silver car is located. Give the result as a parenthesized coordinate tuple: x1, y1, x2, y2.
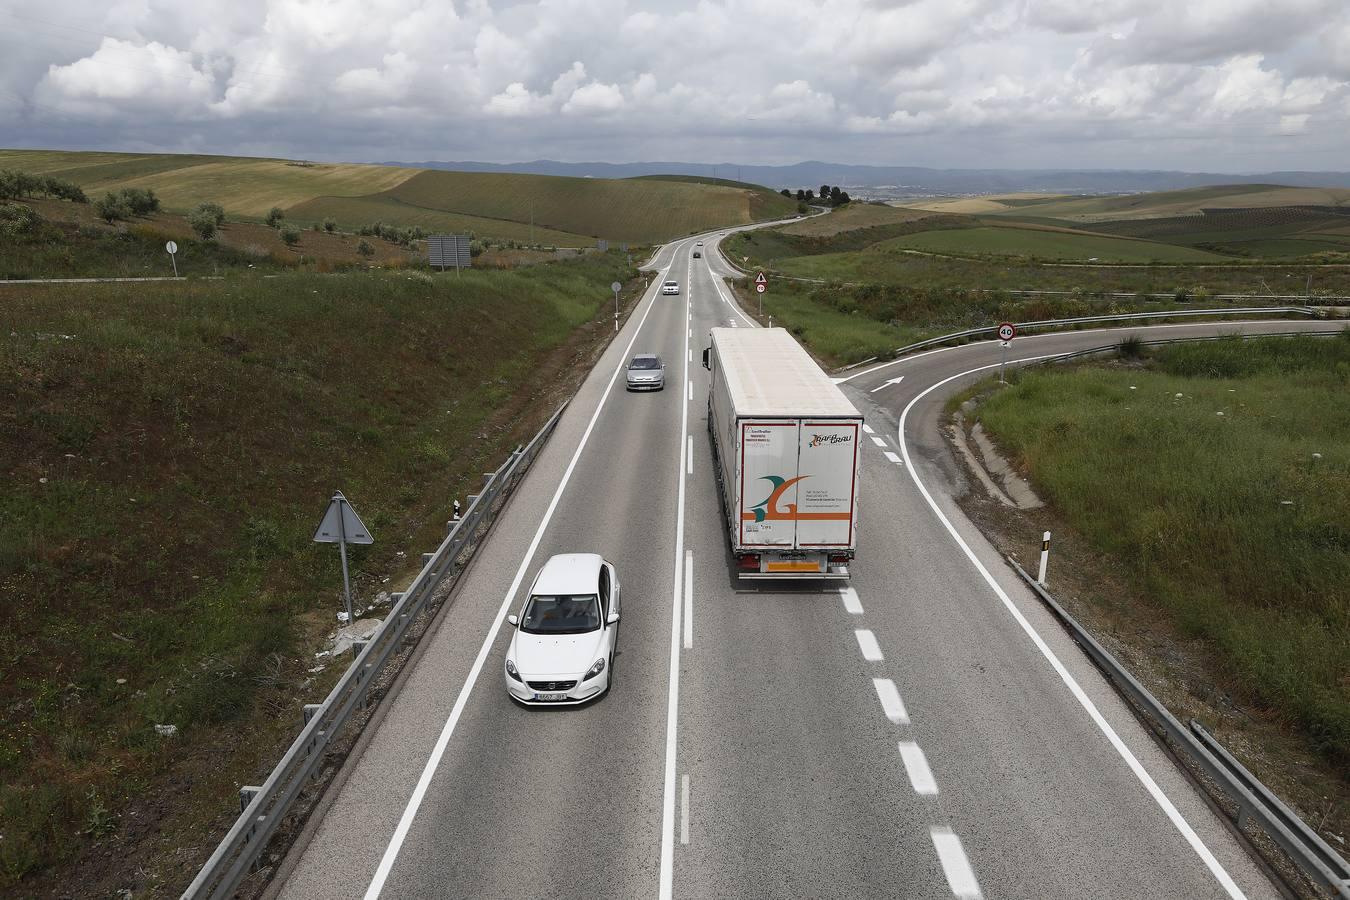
(625, 353, 665, 391)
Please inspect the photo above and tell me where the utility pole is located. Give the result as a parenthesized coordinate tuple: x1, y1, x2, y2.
(530, 201, 534, 246)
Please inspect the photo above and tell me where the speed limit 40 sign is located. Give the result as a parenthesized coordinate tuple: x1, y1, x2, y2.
(997, 322, 1016, 341)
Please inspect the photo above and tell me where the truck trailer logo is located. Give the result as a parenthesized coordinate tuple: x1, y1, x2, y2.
(808, 432, 852, 447)
(744, 475, 850, 523)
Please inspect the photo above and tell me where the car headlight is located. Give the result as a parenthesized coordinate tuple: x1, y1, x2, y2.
(582, 658, 606, 682)
(505, 658, 522, 682)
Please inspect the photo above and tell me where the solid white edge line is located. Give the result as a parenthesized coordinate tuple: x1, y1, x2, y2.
(854, 628, 883, 662)
(683, 551, 693, 650)
(840, 585, 864, 615)
(898, 358, 1247, 900)
(363, 252, 677, 900)
(930, 827, 983, 900)
(680, 773, 690, 845)
(709, 260, 757, 327)
(658, 257, 693, 900)
(898, 740, 939, 795)
(872, 677, 909, 724)
(883, 450, 902, 465)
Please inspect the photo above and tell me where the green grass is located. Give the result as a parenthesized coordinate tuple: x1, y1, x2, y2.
(874, 225, 1230, 263)
(1, 149, 796, 245)
(975, 333, 1350, 762)
(0, 253, 635, 885)
(285, 194, 591, 245)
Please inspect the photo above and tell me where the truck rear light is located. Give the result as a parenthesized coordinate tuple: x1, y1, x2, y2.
(736, 554, 761, 571)
(828, 553, 852, 564)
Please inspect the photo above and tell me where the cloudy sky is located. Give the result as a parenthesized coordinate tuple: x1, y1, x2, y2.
(2, 0, 1348, 171)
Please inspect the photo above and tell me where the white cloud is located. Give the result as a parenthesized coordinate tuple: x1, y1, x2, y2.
(37, 37, 215, 113)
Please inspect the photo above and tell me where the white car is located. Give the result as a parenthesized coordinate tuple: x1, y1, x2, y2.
(662, 280, 680, 295)
(696, 241, 704, 246)
(505, 553, 620, 706)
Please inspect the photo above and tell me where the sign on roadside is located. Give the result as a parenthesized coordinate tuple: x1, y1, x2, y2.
(314, 491, 374, 625)
(165, 240, 179, 277)
(428, 235, 472, 273)
(755, 283, 766, 294)
(755, 271, 768, 287)
(997, 322, 1016, 341)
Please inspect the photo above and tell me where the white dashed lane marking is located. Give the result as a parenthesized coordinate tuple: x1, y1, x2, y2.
(872, 678, 909, 724)
(870, 435, 888, 448)
(898, 741, 939, 795)
(883, 451, 902, 465)
(839, 586, 863, 614)
(931, 828, 983, 899)
(854, 629, 884, 662)
(862, 423, 875, 434)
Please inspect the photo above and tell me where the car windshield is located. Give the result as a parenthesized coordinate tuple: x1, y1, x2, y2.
(520, 594, 601, 634)
(630, 357, 660, 370)
(664, 281, 677, 286)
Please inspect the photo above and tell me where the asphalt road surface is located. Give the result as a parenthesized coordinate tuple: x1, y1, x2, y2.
(271, 224, 1343, 900)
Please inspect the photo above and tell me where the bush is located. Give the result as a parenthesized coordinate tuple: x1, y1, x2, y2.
(280, 225, 301, 247)
(42, 176, 87, 203)
(1118, 335, 1145, 358)
(187, 207, 217, 240)
(322, 218, 336, 233)
(117, 187, 160, 216)
(197, 202, 226, 226)
(95, 193, 130, 224)
(0, 202, 43, 237)
(265, 207, 285, 227)
(356, 239, 374, 258)
(0, 169, 87, 203)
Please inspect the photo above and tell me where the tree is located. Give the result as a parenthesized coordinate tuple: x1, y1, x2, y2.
(779, 189, 790, 197)
(119, 187, 159, 216)
(838, 191, 850, 205)
(95, 192, 129, 223)
(280, 224, 301, 247)
(796, 202, 808, 215)
(820, 184, 830, 200)
(805, 189, 815, 200)
(265, 207, 285, 227)
(322, 217, 337, 233)
(795, 188, 805, 202)
(187, 206, 217, 239)
(356, 239, 374, 258)
(830, 186, 842, 202)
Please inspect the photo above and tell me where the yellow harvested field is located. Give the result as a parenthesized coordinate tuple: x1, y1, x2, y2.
(994, 185, 1350, 222)
(780, 203, 936, 236)
(903, 193, 1067, 214)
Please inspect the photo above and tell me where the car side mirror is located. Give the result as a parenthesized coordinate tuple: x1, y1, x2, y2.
(702, 348, 711, 370)
(606, 613, 620, 625)
(507, 615, 519, 627)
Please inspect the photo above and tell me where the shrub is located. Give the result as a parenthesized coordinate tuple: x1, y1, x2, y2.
(0, 202, 43, 237)
(95, 193, 130, 224)
(0, 169, 40, 200)
(280, 225, 301, 247)
(322, 218, 336, 233)
(187, 207, 217, 240)
(469, 240, 484, 258)
(1118, 335, 1145, 358)
(42, 176, 87, 203)
(197, 202, 226, 226)
(265, 207, 285, 227)
(356, 239, 374, 258)
(117, 187, 159, 216)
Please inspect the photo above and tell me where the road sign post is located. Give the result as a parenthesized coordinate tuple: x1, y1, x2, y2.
(611, 281, 622, 332)
(165, 240, 178, 277)
(997, 322, 1016, 384)
(313, 492, 374, 625)
(755, 271, 767, 317)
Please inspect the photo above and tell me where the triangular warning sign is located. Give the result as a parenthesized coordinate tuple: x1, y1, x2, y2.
(312, 492, 374, 545)
(754, 271, 767, 285)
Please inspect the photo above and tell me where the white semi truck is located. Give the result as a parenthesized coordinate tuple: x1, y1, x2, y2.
(701, 327, 862, 579)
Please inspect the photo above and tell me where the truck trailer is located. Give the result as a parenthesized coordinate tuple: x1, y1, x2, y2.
(701, 327, 862, 579)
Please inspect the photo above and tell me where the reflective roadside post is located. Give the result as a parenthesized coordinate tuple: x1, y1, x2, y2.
(612, 281, 622, 332)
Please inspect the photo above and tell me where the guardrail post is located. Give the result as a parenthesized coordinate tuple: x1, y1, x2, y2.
(351, 640, 367, 657)
(239, 786, 260, 814)
(302, 703, 323, 726)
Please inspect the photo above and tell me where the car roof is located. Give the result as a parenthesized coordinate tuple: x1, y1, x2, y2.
(664, 279, 678, 284)
(631, 353, 659, 360)
(531, 553, 603, 595)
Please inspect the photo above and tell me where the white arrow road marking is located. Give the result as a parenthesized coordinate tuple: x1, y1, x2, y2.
(870, 375, 905, 393)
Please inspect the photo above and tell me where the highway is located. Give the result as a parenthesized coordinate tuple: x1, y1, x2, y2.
(270, 225, 1342, 899)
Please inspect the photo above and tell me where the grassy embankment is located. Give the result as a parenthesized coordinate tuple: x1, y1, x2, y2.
(0, 149, 796, 245)
(973, 334, 1350, 763)
(721, 201, 1350, 368)
(0, 253, 636, 890)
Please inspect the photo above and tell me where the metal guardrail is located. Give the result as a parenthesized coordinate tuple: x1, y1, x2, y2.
(887, 307, 1320, 360)
(1008, 561, 1350, 898)
(183, 402, 569, 900)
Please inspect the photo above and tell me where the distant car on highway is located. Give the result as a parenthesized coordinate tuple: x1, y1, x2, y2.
(696, 241, 704, 246)
(662, 280, 680, 295)
(626, 353, 665, 391)
(693, 250, 701, 258)
(505, 553, 620, 705)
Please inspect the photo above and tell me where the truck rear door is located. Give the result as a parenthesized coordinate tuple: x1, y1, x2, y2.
(794, 421, 860, 548)
(738, 420, 800, 548)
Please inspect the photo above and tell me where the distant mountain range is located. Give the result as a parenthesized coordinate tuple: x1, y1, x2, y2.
(379, 159, 1350, 196)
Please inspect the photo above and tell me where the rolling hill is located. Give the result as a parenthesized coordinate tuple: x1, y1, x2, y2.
(0, 149, 796, 245)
